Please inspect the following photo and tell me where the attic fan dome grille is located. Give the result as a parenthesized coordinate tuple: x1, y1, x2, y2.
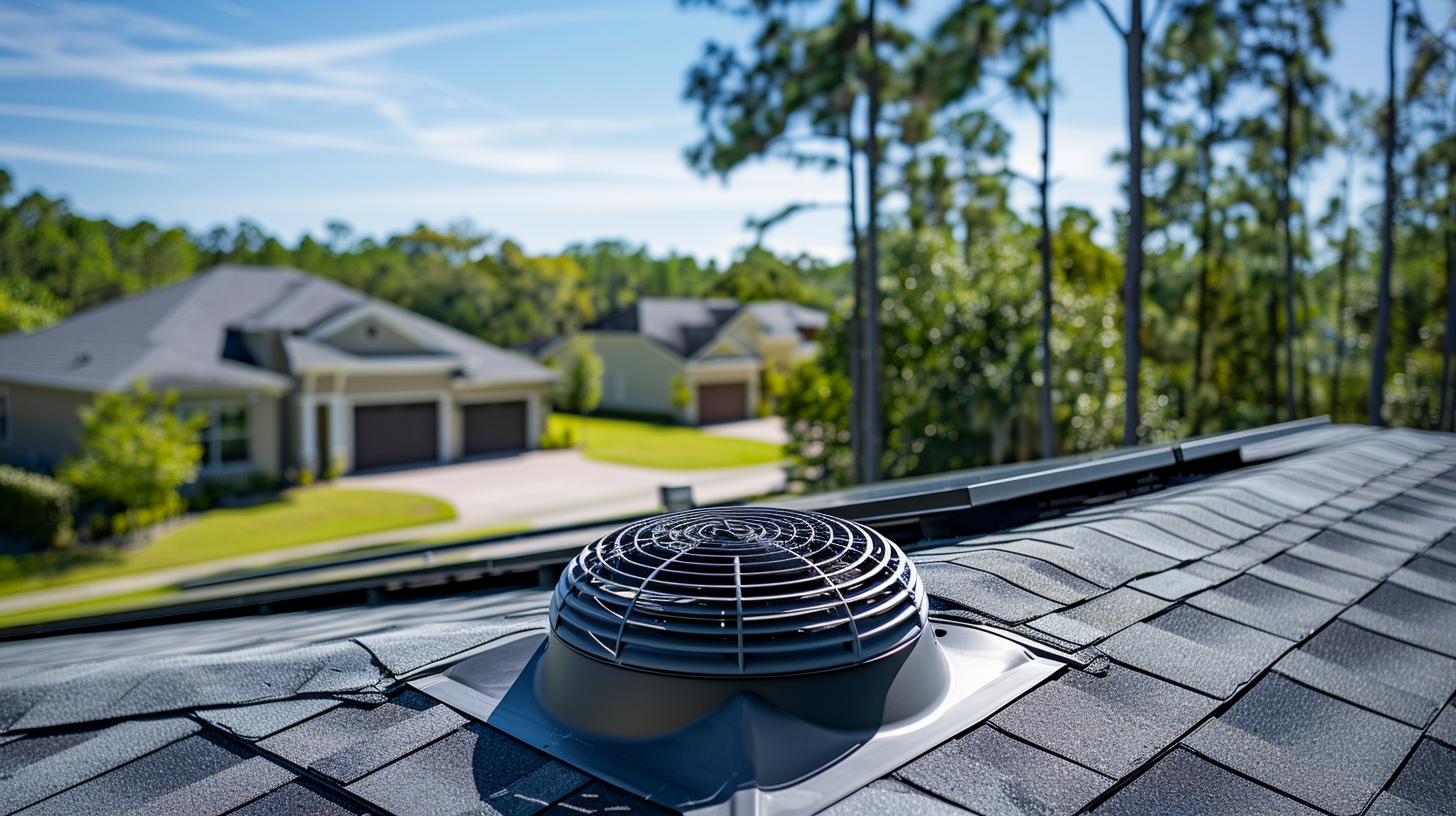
(548, 507, 927, 676)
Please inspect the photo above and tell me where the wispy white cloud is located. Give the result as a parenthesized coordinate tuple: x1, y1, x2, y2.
(0, 2, 635, 173)
(0, 141, 173, 173)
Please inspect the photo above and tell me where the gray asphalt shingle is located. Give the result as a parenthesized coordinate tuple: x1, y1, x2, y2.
(1369, 739, 1456, 816)
(1088, 748, 1322, 816)
(1201, 534, 1291, 571)
(1271, 621, 1456, 727)
(990, 664, 1218, 778)
(223, 781, 366, 816)
(1098, 606, 1291, 698)
(1185, 575, 1342, 641)
(1388, 555, 1456, 603)
(1286, 529, 1412, 578)
(920, 563, 1061, 624)
(982, 533, 1179, 589)
(0, 718, 199, 814)
(1182, 673, 1419, 815)
(123, 756, 294, 816)
(951, 551, 1102, 605)
(1250, 553, 1378, 603)
(13, 733, 251, 816)
(1341, 583, 1456, 658)
(310, 703, 467, 784)
(198, 699, 341, 741)
(1027, 588, 1171, 648)
(897, 727, 1113, 816)
(345, 723, 573, 816)
(1431, 706, 1456, 748)
(824, 779, 972, 815)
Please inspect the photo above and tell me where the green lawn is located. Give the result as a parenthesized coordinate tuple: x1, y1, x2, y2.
(550, 414, 785, 469)
(0, 487, 455, 596)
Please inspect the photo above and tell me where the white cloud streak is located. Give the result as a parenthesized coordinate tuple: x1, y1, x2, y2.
(0, 141, 173, 172)
(0, 2, 642, 174)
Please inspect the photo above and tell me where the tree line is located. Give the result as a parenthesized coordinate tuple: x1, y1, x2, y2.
(684, 0, 1456, 488)
(0, 169, 846, 350)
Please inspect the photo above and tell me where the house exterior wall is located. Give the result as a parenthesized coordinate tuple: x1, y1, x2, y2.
(177, 390, 284, 480)
(0, 382, 283, 479)
(0, 382, 91, 471)
(345, 372, 453, 395)
(574, 335, 686, 419)
(323, 320, 426, 354)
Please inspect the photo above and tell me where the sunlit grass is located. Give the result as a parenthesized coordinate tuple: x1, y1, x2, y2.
(0, 487, 455, 596)
(549, 414, 784, 470)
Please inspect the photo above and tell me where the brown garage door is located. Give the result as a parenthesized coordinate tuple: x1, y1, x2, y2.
(353, 403, 438, 471)
(697, 382, 748, 424)
(463, 401, 528, 456)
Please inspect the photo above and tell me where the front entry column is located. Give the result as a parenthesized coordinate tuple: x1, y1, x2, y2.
(330, 373, 349, 474)
(298, 392, 318, 474)
(437, 393, 453, 463)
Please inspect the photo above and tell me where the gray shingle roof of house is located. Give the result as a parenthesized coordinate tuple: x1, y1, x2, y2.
(584, 297, 825, 359)
(0, 265, 553, 392)
(3, 426, 1456, 815)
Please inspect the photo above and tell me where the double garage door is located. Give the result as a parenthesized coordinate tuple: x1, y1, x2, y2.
(352, 401, 529, 471)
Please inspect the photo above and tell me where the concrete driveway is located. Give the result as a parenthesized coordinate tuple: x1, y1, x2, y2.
(339, 448, 787, 530)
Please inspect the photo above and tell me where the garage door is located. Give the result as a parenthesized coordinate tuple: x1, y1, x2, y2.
(697, 382, 748, 424)
(462, 401, 528, 456)
(353, 403, 438, 471)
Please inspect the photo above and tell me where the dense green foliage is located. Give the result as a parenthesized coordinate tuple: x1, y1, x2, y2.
(0, 465, 74, 550)
(58, 381, 207, 525)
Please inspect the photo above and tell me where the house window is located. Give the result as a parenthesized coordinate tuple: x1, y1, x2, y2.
(0, 387, 10, 446)
(196, 404, 251, 469)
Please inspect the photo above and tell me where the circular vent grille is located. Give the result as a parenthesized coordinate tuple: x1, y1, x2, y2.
(548, 507, 927, 677)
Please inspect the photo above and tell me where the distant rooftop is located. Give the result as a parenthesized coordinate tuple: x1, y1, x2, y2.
(0, 265, 553, 392)
(1, 423, 1455, 815)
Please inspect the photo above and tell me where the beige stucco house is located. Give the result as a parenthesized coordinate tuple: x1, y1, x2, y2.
(540, 298, 827, 425)
(0, 265, 556, 478)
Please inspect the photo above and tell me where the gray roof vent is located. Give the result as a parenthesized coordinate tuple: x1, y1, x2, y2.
(412, 507, 1070, 816)
(549, 507, 926, 677)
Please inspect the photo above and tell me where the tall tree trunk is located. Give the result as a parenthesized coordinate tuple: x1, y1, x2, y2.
(846, 132, 863, 471)
(1267, 280, 1280, 421)
(1280, 65, 1298, 422)
(1442, 152, 1456, 431)
(1371, 0, 1397, 426)
(1038, 9, 1055, 459)
(1332, 227, 1350, 421)
(1192, 127, 1214, 435)
(1122, 0, 1144, 446)
(860, 0, 883, 482)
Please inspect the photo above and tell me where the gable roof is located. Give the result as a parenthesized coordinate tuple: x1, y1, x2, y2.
(0, 265, 554, 392)
(2, 425, 1455, 815)
(583, 297, 826, 360)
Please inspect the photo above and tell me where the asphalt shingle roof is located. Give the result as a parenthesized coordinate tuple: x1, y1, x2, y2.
(3, 426, 1456, 815)
(0, 265, 552, 392)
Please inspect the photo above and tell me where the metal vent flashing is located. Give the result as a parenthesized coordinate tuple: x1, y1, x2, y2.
(412, 508, 1066, 816)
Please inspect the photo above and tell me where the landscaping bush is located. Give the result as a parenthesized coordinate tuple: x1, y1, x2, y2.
(0, 465, 75, 549)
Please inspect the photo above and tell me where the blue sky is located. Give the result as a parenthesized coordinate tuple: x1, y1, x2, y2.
(0, 0, 1393, 264)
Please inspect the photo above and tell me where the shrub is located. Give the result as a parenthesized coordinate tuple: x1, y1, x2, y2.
(539, 422, 579, 450)
(0, 465, 75, 549)
(58, 379, 207, 529)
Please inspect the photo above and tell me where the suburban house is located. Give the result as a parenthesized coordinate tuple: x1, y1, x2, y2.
(0, 265, 556, 478)
(541, 297, 827, 425)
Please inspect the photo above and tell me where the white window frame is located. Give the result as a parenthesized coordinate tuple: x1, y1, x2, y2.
(0, 385, 10, 447)
(190, 402, 253, 474)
